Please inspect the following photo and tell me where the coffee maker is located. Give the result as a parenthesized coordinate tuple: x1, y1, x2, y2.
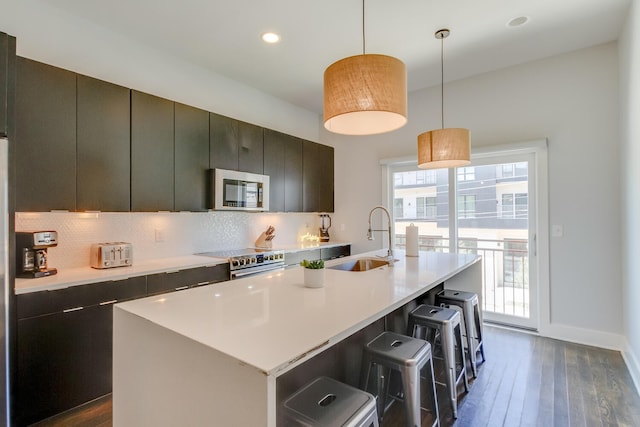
(319, 214, 331, 242)
(16, 231, 58, 278)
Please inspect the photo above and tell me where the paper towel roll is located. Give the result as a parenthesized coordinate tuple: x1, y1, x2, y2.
(406, 223, 419, 257)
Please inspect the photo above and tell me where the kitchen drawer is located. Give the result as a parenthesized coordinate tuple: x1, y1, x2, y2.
(16, 276, 147, 319)
(284, 249, 321, 267)
(146, 264, 230, 295)
(185, 264, 230, 288)
(320, 245, 351, 261)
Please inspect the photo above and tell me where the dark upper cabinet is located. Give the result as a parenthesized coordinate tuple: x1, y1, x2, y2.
(131, 90, 175, 211)
(76, 75, 131, 211)
(1, 32, 16, 138)
(263, 129, 285, 212)
(285, 136, 303, 212)
(264, 130, 303, 213)
(302, 140, 319, 212)
(318, 144, 335, 212)
(238, 121, 263, 174)
(210, 114, 264, 175)
(175, 102, 209, 211)
(210, 112, 238, 171)
(15, 58, 76, 211)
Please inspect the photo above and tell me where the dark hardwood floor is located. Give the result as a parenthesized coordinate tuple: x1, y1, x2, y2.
(29, 325, 640, 426)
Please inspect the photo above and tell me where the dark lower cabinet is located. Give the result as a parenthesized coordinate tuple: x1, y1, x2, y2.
(146, 264, 230, 296)
(15, 276, 147, 427)
(17, 306, 104, 426)
(15, 266, 230, 425)
(285, 248, 321, 267)
(320, 245, 350, 261)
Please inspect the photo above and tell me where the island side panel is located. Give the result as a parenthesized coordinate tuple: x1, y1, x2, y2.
(444, 258, 483, 305)
(113, 306, 272, 427)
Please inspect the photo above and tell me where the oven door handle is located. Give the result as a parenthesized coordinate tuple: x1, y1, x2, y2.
(231, 263, 285, 279)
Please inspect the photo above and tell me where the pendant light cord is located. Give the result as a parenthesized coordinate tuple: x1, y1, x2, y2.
(362, 0, 366, 54)
(440, 35, 444, 129)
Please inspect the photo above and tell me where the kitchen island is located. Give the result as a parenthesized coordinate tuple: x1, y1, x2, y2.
(113, 249, 481, 426)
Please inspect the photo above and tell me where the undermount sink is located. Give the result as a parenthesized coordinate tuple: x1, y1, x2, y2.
(328, 258, 390, 272)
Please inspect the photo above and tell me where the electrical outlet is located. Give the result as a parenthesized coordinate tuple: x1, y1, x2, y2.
(155, 228, 165, 242)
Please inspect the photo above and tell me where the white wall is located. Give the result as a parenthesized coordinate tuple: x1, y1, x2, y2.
(327, 43, 623, 349)
(619, 0, 640, 391)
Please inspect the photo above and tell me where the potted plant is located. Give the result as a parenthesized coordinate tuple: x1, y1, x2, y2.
(300, 259, 325, 288)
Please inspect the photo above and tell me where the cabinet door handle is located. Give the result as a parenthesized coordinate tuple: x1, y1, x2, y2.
(99, 300, 118, 306)
(196, 281, 209, 286)
(63, 306, 84, 313)
(175, 286, 189, 291)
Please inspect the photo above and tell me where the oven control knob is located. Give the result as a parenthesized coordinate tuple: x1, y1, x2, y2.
(239, 259, 246, 266)
(232, 260, 239, 267)
(251, 257, 257, 264)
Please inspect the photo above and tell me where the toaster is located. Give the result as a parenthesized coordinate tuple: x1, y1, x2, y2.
(90, 242, 133, 269)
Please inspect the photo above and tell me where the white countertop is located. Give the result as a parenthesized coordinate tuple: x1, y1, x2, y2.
(15, 255, 228, 295)
(115, 249, 480, 376)
(14, 242, 351, 295)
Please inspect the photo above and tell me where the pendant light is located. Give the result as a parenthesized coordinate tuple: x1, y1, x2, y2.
(417, 29, 470, 169)
(323, 0, 407, 136)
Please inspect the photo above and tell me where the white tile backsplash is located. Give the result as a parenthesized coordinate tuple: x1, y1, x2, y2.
(16, 211, 322, 269)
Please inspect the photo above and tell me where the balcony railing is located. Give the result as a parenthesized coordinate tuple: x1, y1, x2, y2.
(395, 235, 529, 318)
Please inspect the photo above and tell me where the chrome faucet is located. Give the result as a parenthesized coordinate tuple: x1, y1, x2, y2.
(367, 205, 395, 265)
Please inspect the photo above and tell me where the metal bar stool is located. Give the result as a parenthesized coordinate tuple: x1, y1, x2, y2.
(435, 289, 486, 378)
(407, 305, 469, 418)
(282, 376, 379, 427)
(360, 331, 439, 427)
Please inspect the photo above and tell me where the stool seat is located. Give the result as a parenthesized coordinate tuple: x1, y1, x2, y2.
(407, 305, 469, 418)
(282, 376, 379, 427)
(435, 289, 486, 378)
(360, 331, 439, 427)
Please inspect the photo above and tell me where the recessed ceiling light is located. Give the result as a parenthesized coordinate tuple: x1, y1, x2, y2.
(261, 32, 280, 44)
(507, 16, 529, 28)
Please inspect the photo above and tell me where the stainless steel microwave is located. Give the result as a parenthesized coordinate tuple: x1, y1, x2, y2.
(213, 168, 269, 211)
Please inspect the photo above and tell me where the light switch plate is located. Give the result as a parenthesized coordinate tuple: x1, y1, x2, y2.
(552, 225, 564, 237)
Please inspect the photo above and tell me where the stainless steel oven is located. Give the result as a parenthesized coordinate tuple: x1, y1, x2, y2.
(196, 248, 285, 279)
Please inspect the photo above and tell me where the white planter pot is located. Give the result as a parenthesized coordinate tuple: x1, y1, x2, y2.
(304, 268, 325, 288)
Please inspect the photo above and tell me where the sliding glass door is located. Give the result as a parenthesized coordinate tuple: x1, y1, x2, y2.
(389, 149, 541, 330)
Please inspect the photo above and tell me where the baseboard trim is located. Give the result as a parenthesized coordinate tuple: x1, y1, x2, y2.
(539, 322, 625, 351)
(623, 341, 640, 395)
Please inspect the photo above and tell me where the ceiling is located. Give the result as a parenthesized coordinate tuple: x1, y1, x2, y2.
(48, 0, 630, 115)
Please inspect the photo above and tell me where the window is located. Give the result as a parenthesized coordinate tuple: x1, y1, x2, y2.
(501, 193, 528, 219)
(457, 167, 475, 182)
(394, 198, 403, 218)
(416, 196, 437, 219)
(515, 193, 528, 219)
(503, 239, 529, 289)
(502, 194, 514, 218)
(457, 195, 476, 219)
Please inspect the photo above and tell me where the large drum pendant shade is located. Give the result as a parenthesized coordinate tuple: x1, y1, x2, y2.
(417, 128, 470, 169)
(324, 54, 407, 135)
